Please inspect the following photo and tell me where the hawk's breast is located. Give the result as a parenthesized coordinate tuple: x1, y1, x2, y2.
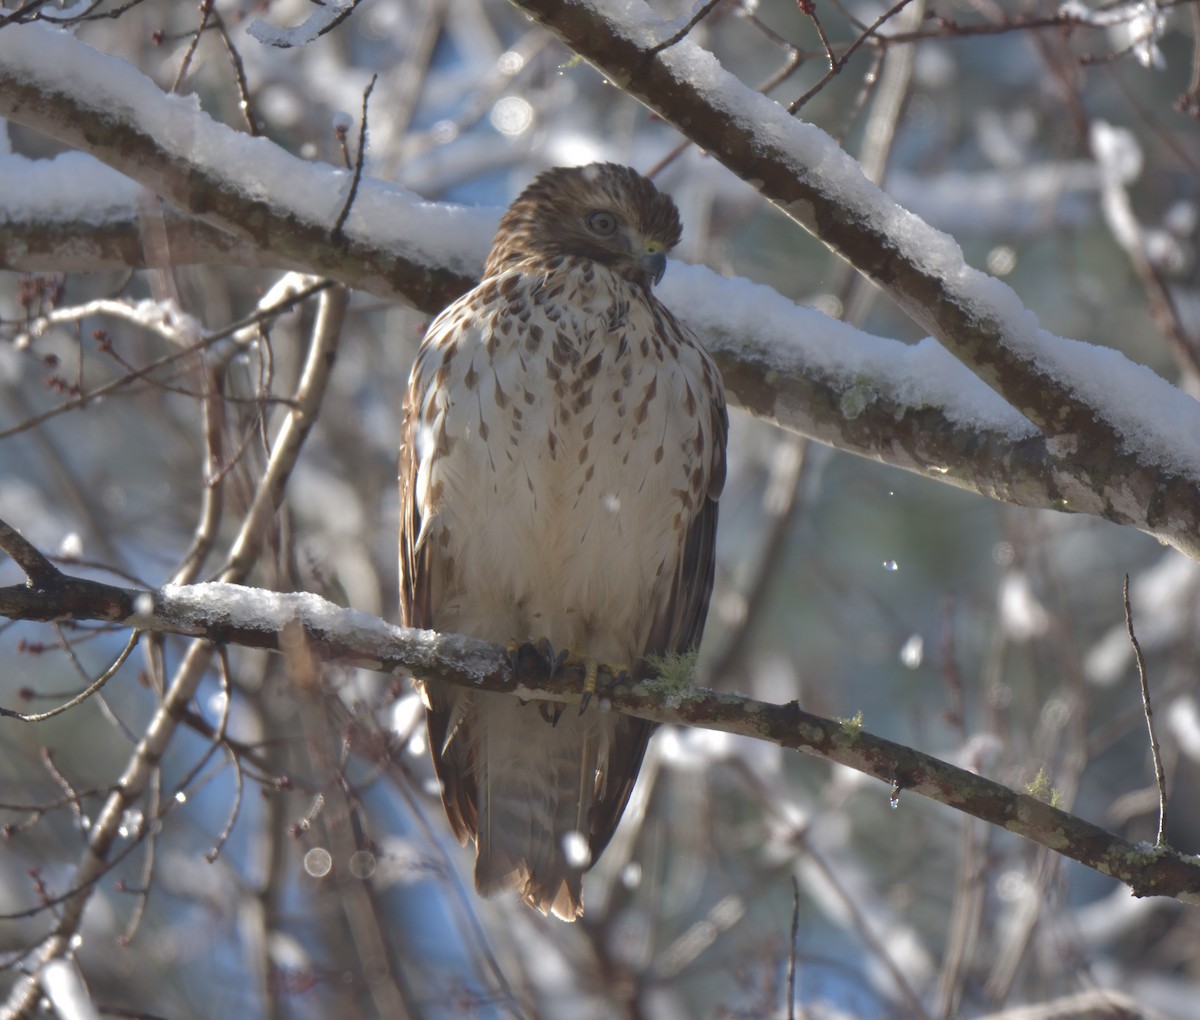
(414, 260, 715, 666)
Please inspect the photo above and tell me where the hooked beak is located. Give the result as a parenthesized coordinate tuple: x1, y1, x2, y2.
(640, 251, 667, 286)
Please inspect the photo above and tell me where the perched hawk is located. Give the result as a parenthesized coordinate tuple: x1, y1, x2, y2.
(398, 163, 727, 920)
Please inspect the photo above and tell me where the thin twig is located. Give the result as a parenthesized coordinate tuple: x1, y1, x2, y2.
(1123, 574, 1168, 846)
(219, 284, 348, 580)
(647, 0, 723, 55)
(332, 75, 377, 244)
(1, 632, 140, 722)
(39, 749, 84, 832)
(171, 0, 214, 94)
(211, 6, 259, 135)
(789, 0, 919, 113)
(0, 281, 331, 442)
(0, 285, 348, 1018)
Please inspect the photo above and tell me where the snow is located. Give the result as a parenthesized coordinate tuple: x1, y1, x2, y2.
(155, 580, 398, 643)
(248, 0, 357, 49)
(0, 150, 141, 222)
(621, 0, 1200, 479)
(40, 959, 101, 1020)
(140, 582, 500, 683)
(660, 263, 1036, 438)
(1032, 334, 1200, 477)
(0, 21, 495, 279)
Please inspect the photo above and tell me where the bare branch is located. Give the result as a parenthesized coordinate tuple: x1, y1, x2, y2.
(1123, 575, 1169, 847)
(331, 74, 377, 244)
(0, 285, 349, 1019)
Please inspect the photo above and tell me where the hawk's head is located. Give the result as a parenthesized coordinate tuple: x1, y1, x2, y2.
(483, 163, 683, 288)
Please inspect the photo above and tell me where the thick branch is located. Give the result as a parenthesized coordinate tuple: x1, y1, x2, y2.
(509, 0, 1200, 561)
(0, 28, 481, 313)
(1, 564, 1197, 904)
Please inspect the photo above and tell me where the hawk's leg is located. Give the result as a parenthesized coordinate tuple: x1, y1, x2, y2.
(505, 640, 629, 718)
(507, 637, 571, 725)
(564, 654, 630, 715)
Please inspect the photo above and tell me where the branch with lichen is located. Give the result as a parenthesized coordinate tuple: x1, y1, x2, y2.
(1, 526, 1196, 904)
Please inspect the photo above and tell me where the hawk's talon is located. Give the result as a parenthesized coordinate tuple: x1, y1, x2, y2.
(508, 637, 567, 679)
(542, 640, 569, 677)
(577, 657, 629, 715)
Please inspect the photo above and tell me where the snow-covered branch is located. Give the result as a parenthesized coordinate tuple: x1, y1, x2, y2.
(511, 0, 1200, 560)
(0, 23, 486, 313)
(1, 540, 1197, 904)
(4, 21, 1200, 556)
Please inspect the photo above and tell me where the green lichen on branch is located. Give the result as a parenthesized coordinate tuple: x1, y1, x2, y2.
(1026, 767, 1062, 809)
(836, 710, 864, 738)
(640, 650, 701, 708)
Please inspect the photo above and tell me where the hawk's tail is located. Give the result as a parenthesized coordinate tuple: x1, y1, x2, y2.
(472, 693, 610, 921)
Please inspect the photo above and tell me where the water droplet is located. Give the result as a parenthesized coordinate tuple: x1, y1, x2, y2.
(349, 851, 376, 880)
(889, 779, 901, 810)
(899, 634, 924, 669)
(304, 847, 333, 878)
(561, 831, 591, 868)
(883, 560, 899, 572)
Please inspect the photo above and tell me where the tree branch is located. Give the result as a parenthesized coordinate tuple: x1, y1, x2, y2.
(0, 286, 348, 1019)
(1, 544, 1196, 904)
(0, 26, 482, 314)
(508, 0, 1200, 562)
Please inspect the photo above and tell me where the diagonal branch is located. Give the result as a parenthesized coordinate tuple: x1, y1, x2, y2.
(0, 24, 482, 314)
(507, 0, 1200, 561)
(1, 553, 1197, 905)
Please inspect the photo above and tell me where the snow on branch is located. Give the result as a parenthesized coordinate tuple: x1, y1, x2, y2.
(511, 0, 1200, 560)
(0, 525, 1197, 903)
(248, 0, 361, 49)
(4, 21, 1200, 555)
(0, 150, 290, 274)
(0, 22, 489, 313)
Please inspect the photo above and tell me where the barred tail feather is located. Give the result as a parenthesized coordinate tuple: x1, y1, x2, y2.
(469, 693, 611, 921)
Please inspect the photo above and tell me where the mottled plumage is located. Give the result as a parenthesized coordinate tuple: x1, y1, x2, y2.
(398, 163, 727, 920)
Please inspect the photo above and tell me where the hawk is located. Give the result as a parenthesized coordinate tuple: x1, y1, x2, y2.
(398, 163, 727, 920)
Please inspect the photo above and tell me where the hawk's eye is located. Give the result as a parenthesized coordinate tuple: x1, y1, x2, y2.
(586, 210, 619, 237)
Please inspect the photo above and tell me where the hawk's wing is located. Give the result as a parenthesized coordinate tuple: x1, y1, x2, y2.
(398, 304, 479, 846)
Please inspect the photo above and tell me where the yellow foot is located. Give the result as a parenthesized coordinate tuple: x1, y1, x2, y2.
(561, 654, 629, 715)
(508, 640, 629, 718)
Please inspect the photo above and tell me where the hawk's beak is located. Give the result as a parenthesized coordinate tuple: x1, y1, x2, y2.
(641, 251, 667, 286)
